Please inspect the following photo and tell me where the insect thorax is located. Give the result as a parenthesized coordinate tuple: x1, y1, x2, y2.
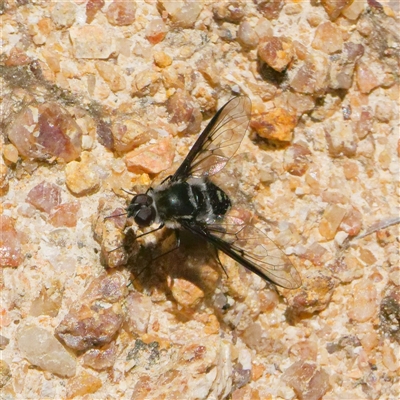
(153, 178, 231, 225)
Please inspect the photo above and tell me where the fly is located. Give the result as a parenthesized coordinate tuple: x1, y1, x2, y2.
(127, 96, 301, 289)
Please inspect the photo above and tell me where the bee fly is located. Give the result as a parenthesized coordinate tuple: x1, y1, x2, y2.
(127, 96, 301, 289)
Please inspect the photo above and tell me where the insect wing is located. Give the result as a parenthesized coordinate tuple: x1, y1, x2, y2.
(171, 96, 252, 182)
(182, 217, 301, 289)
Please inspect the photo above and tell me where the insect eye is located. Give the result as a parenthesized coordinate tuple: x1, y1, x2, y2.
(134, 194, 152, 206)
(134, 207, 156, 227)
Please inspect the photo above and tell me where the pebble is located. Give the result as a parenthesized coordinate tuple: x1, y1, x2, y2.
(4, 47, 31, 67)
(258, 289, 279, 313)
(29, 286, 62, 317)
(250, 108, 296, 142)
(82, 342, 118, 371)
(124, 292, 153, 335)
(66, 370, 102, 398)
(49, 201, 80, 228)
(340, 207, 362, 236)
(0, 335, 10, 350)
(282, 92, 315, 115)
(355, 108, 373, 139)
(0, 162, 9, 194)
(125, 138, 175, 175)
(153, 51, 173, 68)
(375, 99, 394, 123)
(2, 143, 19, 164)
(213, 2, 244, 23)
(281, 361, 330, 400)
(237, 21, 259, 49)
(0, 360, 11, 388)
(146, 18, 168, 45)
(161, 1, 203, 28)
(284, 143, 311, 176)
(321, 0, 353, 20)
(348, 280, 377, 322)
(312, 21, 343, 54)
(356, 62, 381, 94)
(96, 120, 114, 150)
(196, 55, 220, 86)
(51, 1, 76, 28)
(131, 70, 160, 97)
(26, 181, 62, 213)
(86, 0, 105, 24)
(360, 247, 376, 265)
(0, 216, 22, 267)
(258, 36, 294, 72)
(7, 103, 82, 162)
(65, 153, 100, 195)
(112, 118, 157, 153)
(330, 42, 364, 90)
(167, 90, 203, 134)
(307, 12, 324, 28)
(16, 324, 76, 378)
(255, 0, 284, 20)
(92, 203, 130, 268)
(56, 271, 128, 351)
(289, 274, 335, 314)
(289, 340, 318, 362)
(105, 0, 136, 26)
(70, 25, 114, 59)
(32, 18, 54, 46)
(285, 3, 302, 15)
(341, 0, 366, 20)
(232, 387, 260, 400)
(357, 15, 373, 37)
(334, 230, 349, 246)
(319, 204, 347, 240)
(170, 278, 205, 308)
(95, 61, 126, 92)
(360, 329, 379, 353)
(356, 134, 375, 158)
(382, 343, 398, 372)
(290, 53, 329, 94)
(254, 17, 273, 39)
(325, 121, 357, 157)
(302, 242, 328, 266)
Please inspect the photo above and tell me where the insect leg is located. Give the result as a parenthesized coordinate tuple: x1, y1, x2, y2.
(132, 230, 181, 280)
(158, 175, 173, 186)
(107, 224, 164, 254)
(150, 230, 181, 262)
(135, 223, 165, 239)
(214, 247, 229, 278)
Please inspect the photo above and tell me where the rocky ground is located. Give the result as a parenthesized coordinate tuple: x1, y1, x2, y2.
(0, 1, 399, 399)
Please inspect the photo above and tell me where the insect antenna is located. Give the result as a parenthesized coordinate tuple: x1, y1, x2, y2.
(104, 212, 127, 221)
(121, 188, 136, 196)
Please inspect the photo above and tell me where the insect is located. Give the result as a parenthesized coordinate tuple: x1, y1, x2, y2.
(127, 96, 301, 289)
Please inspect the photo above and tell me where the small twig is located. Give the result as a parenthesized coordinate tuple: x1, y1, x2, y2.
(354, 216, 400, 240)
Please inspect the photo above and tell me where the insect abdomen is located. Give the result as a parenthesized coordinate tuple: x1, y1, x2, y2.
(200, 181, 231, 218)
(189, 180, 231, 223)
